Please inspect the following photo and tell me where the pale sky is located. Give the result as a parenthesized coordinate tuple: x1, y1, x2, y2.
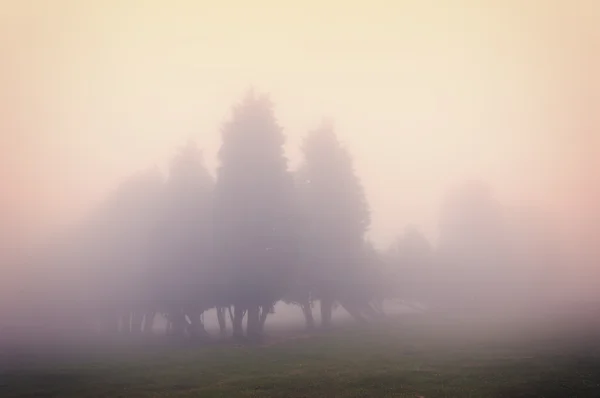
(1, 0, 598, 256)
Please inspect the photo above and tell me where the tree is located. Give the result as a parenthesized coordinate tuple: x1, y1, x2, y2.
(385, 225, 432, 307)
(213, 91, 295, 340)
(296, 120, 371, 327)
(359, 240, 387, 317)
(437, 181, 509, 310)
(80, 168, 164, 334)
(154, 141, 215, 339)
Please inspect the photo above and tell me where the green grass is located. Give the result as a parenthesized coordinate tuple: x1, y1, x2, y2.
(2, 313, 600, 397)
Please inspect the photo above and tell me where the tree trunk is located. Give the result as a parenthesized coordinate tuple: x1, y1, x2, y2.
(258, 305, 270, 334)
(143, 311, 155, 334)
(246, 304, 260, 341)
(301, 302, 315, 330)
(170, 310, 186, 337)
(216, 307, 227, 337)
(232, 306, 245, 340)
(227, 306, 235, 325)
(320, 296, 333, 328)
(188, 310, 209, 340)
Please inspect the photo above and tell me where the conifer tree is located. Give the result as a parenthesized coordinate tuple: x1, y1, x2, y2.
(214, 91, 295, 339)
(157, 141, 214, 338)
(297, 120, 370, 327)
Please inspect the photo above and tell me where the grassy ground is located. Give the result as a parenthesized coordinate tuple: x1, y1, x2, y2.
(2, 312, 600, 397)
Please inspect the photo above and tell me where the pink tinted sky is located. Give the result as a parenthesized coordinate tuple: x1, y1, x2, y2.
(1, 0, 598, 255)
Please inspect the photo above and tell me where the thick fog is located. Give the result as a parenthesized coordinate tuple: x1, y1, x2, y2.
(0, 1, 599, 341)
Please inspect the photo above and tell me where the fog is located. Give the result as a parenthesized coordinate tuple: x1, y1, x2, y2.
(1, 0, 599, 346)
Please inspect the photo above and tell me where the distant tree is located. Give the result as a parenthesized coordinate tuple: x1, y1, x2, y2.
(81, 168, 164, 334)
(213, 91, 295, 340)
(154, 141, 215, 339)
(360, 240, 387, 316)
(385, 225, 432, 307)
(436, 181, 509, 310)
(296, 120, 371, 327)
(282, 171, 317, 330)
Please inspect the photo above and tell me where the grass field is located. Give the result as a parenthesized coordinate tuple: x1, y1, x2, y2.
(2, 311, 600, 397)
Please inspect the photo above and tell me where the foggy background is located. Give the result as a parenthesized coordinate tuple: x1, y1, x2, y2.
(1, 0, 599, 326)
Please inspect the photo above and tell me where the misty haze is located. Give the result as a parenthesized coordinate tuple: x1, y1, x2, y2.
(1, 1, 599, 397)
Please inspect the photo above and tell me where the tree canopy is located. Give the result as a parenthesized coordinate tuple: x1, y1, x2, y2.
(213, 91, 295, 338)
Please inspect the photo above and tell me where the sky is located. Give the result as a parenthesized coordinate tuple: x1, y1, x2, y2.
(1, 0, 598, 258)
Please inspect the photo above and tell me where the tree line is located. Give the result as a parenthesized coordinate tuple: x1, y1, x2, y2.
(34, 91, 376, 341)
(18, 91, 561, 342)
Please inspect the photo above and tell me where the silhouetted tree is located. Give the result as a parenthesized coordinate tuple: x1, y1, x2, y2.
(213, 91, 295, 340)
(296, 120, 371, 327)
(82, 168, 164, 334)
(280, 171, 317, 330)
(153, 141, 214, 339)
(358, 240, 387, 317)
